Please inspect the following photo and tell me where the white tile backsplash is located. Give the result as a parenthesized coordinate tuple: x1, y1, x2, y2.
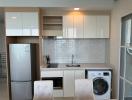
(43, 39, 109, 63)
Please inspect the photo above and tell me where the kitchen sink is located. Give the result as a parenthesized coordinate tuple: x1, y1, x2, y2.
(66, 64, 80, 67)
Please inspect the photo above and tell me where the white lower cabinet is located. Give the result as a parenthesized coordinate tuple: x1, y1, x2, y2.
(63, 70, 75, 97)
(41, 70, 85, 97)
(63, 70, 85, 97)
(41, 70, 63, 77)
(74, 70, 85, 79)
(41, 70, 64, 97)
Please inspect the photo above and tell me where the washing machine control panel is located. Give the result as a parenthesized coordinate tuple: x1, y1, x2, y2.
(87, 71, 111, 79)
(103, 72, 110, 76)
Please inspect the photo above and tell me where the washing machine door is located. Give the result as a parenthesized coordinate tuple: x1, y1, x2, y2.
(93, 77, 109, 95)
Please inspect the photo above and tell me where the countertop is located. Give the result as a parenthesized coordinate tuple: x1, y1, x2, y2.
(41, 63, 113, 71)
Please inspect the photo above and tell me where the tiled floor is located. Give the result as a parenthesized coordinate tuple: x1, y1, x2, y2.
(0, 78, 9, 100)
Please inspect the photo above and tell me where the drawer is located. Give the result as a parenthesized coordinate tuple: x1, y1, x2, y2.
(41, 71, 63, 77)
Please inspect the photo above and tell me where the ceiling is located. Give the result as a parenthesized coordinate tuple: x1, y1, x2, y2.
(0, 0, 117, 22)
(0, 0, 115, 10)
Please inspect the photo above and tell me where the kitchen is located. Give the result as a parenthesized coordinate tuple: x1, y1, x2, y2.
(0, 0, 132, 100)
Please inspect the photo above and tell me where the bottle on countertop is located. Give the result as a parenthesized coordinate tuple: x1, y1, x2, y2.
(45, 55, 50, 65)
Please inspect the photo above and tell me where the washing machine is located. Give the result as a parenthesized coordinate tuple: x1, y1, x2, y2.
(85, 70, 112, 100)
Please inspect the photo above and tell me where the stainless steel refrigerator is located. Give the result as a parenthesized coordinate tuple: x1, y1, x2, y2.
(9, 44, 37, 100)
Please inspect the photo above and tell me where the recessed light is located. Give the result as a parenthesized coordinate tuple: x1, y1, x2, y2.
(74, 8, 80, 11)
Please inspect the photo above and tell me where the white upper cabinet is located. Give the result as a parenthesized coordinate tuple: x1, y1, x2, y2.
(63, 14, 109, 38)
(74, 14, 84, 38)
(96, 15, 109, 38)
(6, 12, 23, 36)
(22, 13, 32, 36)
(5, 12, 39, 36)
(30, 12, 39, 36)
(63, 13, 84, 38)
(84, 15, 96, 38)
(84, 15, 110, 38)
(63, 15, 74, 38)
(22, 12, 39, 36)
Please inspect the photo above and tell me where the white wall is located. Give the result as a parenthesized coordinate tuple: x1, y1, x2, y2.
(110, 0, 132, 99)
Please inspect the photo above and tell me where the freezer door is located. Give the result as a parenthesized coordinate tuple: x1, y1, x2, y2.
(11, 82, 32, 100)
(9, 44, 31, 81)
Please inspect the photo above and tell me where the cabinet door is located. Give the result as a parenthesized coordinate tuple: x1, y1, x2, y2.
(96, 15, 109, 38)
(63, 15, 74, 38)
(30, 12, 39, 36)
(74, 70, 85, 79)
(84, 15, 96, 38)
(6, 12, 23, 36)
(74, 15, 84, 38)
(22, 12, 31, 36)
(22, 12, 39, 36)
(64, 70, 75, 97)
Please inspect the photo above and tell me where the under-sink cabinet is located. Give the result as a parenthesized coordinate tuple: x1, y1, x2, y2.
(41, 70, 85, 97)
(64, 70, 85, 97)
(64, 70, 75, 97)
(74, 70, 85, 79)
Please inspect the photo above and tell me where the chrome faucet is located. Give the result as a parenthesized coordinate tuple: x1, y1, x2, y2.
(72, 54, 74, 64)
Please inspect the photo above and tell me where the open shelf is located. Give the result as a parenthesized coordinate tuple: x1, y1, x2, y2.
(43, 24, 62, 30)
(44, 16, 62, 24)
(42, 16, 63, 36)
